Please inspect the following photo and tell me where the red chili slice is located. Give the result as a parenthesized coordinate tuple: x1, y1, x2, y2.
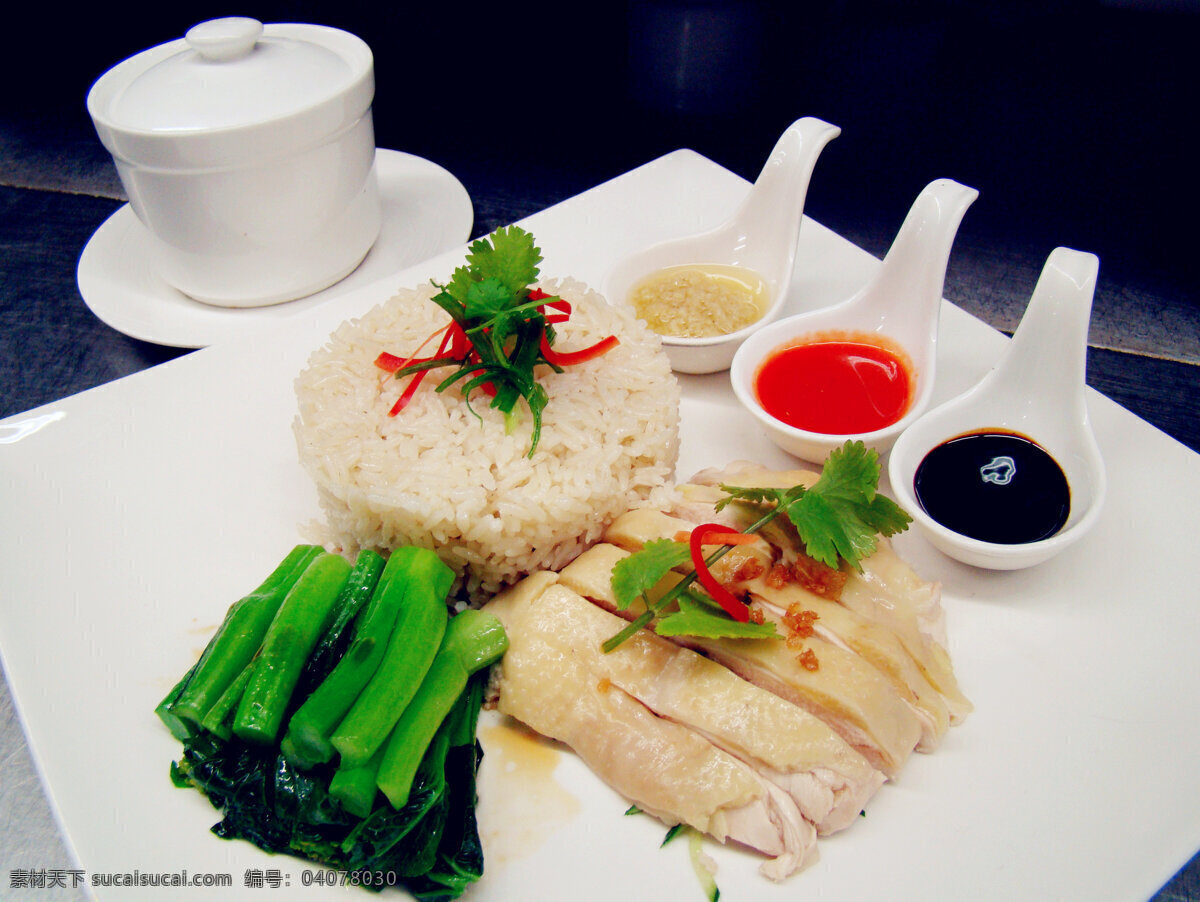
(384, 323, 460, 415)
(388, 369, 427, 416)
(375, 323, 456, 374)
(447, 321, 469, 358)
(377, 287, 614, 418)
(688, 523, 752, 622)
(531, 288, 572, 324)
(530, 287, 618, 365)
(375, 351, 407, 373)
(539, 334, 620, 367)
(696, 529, 759, 547)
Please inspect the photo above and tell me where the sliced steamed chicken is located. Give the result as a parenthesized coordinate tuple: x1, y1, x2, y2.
(836, 541, 974, 724)
(482, 461, 970, 881)
(610, 502, 955, 749)
(602, 511, 925, 774)
(484, 574, 821, 880)
(555, 545, 885, 834)
(677, 462, 973, 727)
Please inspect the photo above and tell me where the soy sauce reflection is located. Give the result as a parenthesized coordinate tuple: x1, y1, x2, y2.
(913, 432, 1071, 545)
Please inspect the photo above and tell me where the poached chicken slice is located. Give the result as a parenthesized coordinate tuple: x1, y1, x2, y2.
(548, 549, 886, 834)
(675, 467, 973, 726)
(837, 540, 973, 723)
(484, 577, 819, 879)
(600, 514, 925, 776)
(741, 578, 952, 750)
(479, 461, 970, 884)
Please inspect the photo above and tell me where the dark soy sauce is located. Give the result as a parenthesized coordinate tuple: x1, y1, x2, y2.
(913, 432, 1071, 544)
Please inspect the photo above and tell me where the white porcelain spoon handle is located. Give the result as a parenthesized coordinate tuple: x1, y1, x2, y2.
(729, 117, 841, 268)
(990, 247, 1098, 419)
(865, 178, 978, 338)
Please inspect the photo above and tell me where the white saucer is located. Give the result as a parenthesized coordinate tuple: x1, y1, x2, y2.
(76, 148, 474, 348)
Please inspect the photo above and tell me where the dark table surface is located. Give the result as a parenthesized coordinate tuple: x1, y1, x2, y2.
(2, 2, 1198, 899)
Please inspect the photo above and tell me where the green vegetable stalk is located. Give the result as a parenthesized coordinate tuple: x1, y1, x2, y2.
(155, 667, 199, 742)
(200, 663, 252, 740)
(297, 549, 385, 693)
(283, 550, 394, 765)
(233, 551, 352, 745)
(329, 744, 385, 819)
(376, 609, 508, 809)
(330, 547, 454, 768)
(166, 544, 322, 727)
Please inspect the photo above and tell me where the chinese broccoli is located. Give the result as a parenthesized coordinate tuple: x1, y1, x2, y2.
(159, 544, 502, 899)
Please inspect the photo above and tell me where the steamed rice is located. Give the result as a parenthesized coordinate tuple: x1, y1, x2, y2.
(294, 277, 681, 601)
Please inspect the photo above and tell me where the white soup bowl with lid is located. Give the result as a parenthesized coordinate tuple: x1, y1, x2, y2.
(87, 17, 382, 307)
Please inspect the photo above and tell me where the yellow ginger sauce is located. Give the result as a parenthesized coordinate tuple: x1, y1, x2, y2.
(630, 264, 769, 338)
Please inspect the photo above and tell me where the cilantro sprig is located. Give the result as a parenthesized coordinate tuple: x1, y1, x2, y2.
(603, 441, 911, 652)
(381, 226, 616, 457)
(715, 443, 912, 571)
(408, 226, 554, 453)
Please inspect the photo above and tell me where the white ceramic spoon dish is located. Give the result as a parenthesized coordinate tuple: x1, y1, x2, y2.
(604, 116, 841, 374)
(730, 178, 978, 462)
(888, 246, 1107, 570)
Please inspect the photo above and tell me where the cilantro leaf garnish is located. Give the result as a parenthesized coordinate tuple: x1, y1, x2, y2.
(611, 542, 773, 640)
(602, 441, 910, 652)
(379, 226, 617, 456)
(611, 539, 690, 611)
(661, 824, 687, 846)
(461, 278, 514, 325)
(654, 594, 777, 640)
(465, 225, 543, 294)
(717, 440, 911, 571)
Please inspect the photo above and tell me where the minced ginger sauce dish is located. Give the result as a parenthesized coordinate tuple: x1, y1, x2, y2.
(631, 263, 770, 339)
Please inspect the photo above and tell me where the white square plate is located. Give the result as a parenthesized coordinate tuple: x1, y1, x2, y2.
(2, 149, 1198, 900)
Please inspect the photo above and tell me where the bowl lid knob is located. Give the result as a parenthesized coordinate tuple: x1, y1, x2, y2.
(185, 17, 264, 62)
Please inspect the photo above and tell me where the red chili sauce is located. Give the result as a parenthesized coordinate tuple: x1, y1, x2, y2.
(754, 337, 913, 435)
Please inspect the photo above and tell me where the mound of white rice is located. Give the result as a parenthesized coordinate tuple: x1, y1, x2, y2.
(294, 277, 681, 601)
